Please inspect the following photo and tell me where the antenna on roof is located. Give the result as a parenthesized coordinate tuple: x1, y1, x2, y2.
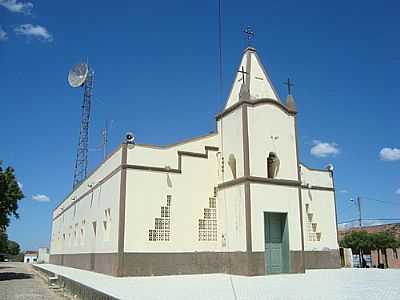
(68, 62, 95, 189)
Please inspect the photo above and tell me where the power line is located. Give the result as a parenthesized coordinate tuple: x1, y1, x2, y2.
(339, 218, 400, 224)
(362, 196, 400, 206)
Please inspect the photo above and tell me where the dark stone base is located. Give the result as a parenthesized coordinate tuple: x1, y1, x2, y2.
(290, 251, 306, 273)
(50, 253, 119, 276)
(50, 250, 308, 277)
(122, 252, 265, 276)
(304, 250, 341, 269)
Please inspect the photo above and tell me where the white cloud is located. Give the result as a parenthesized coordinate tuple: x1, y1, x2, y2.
(396, 188, 400, 195)
(32, 194, 50, 202)
(379, 147, 400, 161)
(0, 26, 7, 41)
(14, 24, 53, 42)
(17, 181, 23, 190)
(339, 190, 349, 194)
(0, 0, 33, 15)
(310, 140, 340, 158)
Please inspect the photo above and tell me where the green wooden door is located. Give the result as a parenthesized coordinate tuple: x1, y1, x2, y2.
(264, 212, 289, 274)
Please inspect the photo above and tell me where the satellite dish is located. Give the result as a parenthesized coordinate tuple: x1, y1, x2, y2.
(68, 63, 89, 87)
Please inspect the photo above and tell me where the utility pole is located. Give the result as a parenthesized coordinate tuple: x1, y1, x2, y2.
(357, 196, 362, 228)
(350, 196, 362, 228)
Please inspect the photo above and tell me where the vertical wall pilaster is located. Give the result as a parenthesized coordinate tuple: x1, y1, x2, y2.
(117, 144, 128, 276)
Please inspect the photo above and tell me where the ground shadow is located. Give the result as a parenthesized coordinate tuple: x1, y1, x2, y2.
(0, 272, 32, 281)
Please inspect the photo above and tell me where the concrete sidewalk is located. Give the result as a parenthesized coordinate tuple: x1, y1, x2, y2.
(36, 264, 400, 300)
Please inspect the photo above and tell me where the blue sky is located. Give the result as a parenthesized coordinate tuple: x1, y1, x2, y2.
(1, 0, 399, 251)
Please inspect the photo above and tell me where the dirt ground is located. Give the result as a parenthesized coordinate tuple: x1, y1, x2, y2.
(0, 262, 64, 300)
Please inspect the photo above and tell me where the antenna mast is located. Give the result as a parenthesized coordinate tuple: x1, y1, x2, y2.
(73, 68, 94, 188)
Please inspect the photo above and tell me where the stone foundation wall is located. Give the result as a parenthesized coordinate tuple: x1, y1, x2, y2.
(50, 249, 343, 277)
(304, 250, 341, 269)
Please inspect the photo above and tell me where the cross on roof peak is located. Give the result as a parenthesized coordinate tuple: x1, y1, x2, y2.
(283, 78, 295, 95)
(244, 26, 255, 47)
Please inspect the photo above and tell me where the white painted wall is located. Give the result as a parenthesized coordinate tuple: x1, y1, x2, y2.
(218, 184, 247, 252)
(52, 147, 122, 219)
(300, 164, 333, 188)
(248, 104, 298, 181)
(124, 144, 220, 253)
(24, 254, 38, 263)
(38, 247, 50, 263)
(302, 188, 338, 251)
(218, 108, 244, 182)
(127, 134, 218, 168)
(251, 183, 302, 252)
(50, 147, 122, 255)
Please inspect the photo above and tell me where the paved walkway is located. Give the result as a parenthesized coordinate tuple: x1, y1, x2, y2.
(36, 264, 400, 300)
(0, 262, 64, 300)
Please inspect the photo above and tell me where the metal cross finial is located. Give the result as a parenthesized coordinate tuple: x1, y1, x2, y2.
(238, 66, 248, 83)
(244, 26, 255, 47)
(284, 78, 295, 95)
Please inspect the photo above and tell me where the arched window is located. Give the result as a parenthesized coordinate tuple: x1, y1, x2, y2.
(267, 152, 280, 178)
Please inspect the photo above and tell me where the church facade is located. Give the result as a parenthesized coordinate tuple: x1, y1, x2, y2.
(50, 47, 340, 276)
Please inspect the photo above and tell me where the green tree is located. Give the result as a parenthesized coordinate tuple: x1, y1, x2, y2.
(0, 161, 24, 231)
(370, 232, 399, 267)
(6, 240, 20, 255)
(0, 231, 8, 253)
(339, 231, 373, 266)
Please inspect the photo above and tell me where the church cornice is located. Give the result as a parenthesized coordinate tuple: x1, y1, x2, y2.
(52, 146, 219, 221)
(218, 175, 335, 192)
(216, 98, 296, 121)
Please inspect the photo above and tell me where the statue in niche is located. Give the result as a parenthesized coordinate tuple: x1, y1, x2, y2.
(267, 152, 280, 178)
(228, 154, 237, 179)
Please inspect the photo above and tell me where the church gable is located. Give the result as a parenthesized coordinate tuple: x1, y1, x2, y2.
(225, 48, 280, 110)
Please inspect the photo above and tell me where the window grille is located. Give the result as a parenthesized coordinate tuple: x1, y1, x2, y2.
(149, 195, 172, 241)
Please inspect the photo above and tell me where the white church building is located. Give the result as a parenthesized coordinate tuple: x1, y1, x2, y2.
(50, 47, 340, 276)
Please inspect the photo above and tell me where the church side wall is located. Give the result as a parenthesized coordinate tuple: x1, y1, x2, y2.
(247, 104, 298, 180)
(300, 167, 340, 268)
(124, 145, 219, 253)
(50, 147, 123, 275)
(302, 189, 338, 251)
(126, 134, 218, 167)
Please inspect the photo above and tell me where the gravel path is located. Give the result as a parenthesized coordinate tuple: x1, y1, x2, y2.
(0, 262, 64, 300)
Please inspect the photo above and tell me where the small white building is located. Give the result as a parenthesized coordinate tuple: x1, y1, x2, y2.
(24, 251, 38, 264)
(38, 247, 50, 263)
(50, 46, 340, 276)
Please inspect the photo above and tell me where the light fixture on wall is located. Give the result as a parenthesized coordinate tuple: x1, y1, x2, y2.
(326, 164, 334, 172)
(125, 132, 135, 144)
